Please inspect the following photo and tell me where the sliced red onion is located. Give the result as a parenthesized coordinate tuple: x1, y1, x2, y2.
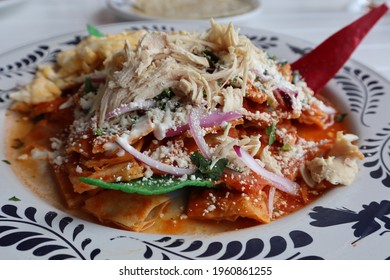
(106, 100, 156, 120)
(233, 145, 299, 196)
(317, 101, 337, 115)
(116, 135, 196, 176)
(92, 77, 106, 84)
(268, 186, 276, 218)
(188, 108, 212, 159)
(166, 111, 242, 138)
(274, 87, 298, 111)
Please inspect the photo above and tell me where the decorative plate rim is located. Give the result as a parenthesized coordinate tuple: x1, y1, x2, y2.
(1, 22, 390, 260)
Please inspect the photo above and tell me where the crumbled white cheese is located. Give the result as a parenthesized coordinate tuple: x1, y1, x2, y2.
(31, 148, 50, 160)
(75, 165, 83, 174)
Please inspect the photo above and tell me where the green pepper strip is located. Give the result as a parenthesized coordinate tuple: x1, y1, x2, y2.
(79, 176, 215, 195)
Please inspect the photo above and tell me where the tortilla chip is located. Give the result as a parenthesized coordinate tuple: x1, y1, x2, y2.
(84, 190, 170, 231)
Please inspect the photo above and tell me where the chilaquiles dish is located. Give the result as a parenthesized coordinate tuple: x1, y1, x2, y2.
(7, 21, 363, 233)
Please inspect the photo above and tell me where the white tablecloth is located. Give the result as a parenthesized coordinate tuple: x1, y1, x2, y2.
(1, 0, 389, 80)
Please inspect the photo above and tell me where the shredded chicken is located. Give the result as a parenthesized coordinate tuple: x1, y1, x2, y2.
(305, 132, 364, 186)
(92, 19, 305, 130)
(260, 146, 283, 176)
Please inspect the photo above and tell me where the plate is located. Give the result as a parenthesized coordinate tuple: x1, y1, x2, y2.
(106, 0, 262, 21)
(1, 22, 390, 260)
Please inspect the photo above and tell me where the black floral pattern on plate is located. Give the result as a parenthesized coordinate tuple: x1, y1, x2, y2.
(360, 123, 390, 187)
(0, 89, 10, 103)
(127, 25, 176, 32)
(310, 200, 390, 246)
(248, 35, 279, 50)
(0, 204, 101, 259)
(0, 45, 58, 80)
(111, 230, 322, 260)
(287, 44, 312, 56)
(333, 66, 385, 127)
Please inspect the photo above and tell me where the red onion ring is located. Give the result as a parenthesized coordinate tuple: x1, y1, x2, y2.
(268, 186, 276, 218)
(188, 108, 212, 159)
(166, 110, 242, 138)
(116, 135, 196, 176)
(233, 145, 299, 196)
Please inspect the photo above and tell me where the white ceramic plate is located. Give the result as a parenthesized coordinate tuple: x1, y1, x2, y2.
(1, 22, 390, 260)
(106, 0, 261, 21)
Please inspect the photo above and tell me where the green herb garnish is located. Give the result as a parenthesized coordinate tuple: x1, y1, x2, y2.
(84, 77, 97, 93)
(335, 113, 347, 123)
(156, 88, 174, 100)
(154, 88, 175, 109)
(281, 143, 291, 151)
(202, 50, 219, 66)
(266, 122, 276, 145)
(266, 98, 274, 107)
(80, 176, 214, 195)
(87, 23, 104, 38)
(8, 196, 20, 202)
(190, 152, 228, 181)
(268, 54, 278, 61)
(95, 128, 104, 136)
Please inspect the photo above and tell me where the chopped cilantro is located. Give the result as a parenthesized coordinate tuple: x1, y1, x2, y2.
(266, 98, 274, 107)
(202, 50, 219, 66)
(281, 143, 291, 151)
(9, 196, 20, 202)
(154, 88, 175, 109)
(79, 176, 214, 195)
(95, 128, 104, 136)
(266, 122, 276, 146)
(335, 113, 347, 123)
(268, 54, 278, 61)
(2, 159, 11, 165)
(190, 152, 228, 181)
(158, 88, 174, 100)
(86, 23, 104, 38)
(84, 77, 97, 93)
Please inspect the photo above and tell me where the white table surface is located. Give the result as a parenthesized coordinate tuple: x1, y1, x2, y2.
(0, 0, 389, 80)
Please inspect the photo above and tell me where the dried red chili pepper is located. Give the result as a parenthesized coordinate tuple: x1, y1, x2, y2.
(291, 3, 388, 93)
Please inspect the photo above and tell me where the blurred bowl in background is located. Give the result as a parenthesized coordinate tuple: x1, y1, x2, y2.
(106, 0, 261, 21)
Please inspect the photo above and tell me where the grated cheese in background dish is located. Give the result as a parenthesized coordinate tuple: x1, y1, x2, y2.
(132, 0, 257, 20)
